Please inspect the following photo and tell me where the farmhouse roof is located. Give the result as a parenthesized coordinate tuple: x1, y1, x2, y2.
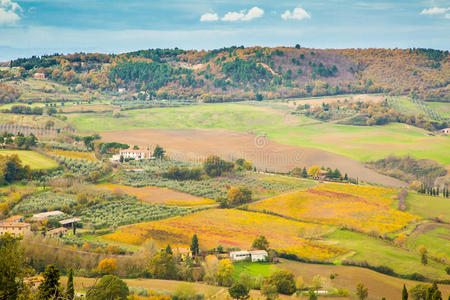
(3, 215, 24, 222)
(249, 250, 268, 255)
(31, 211, 64, 220)
(120, 149, 148, 153)
(47, 227, 68, 235)
(59, 217, 81, 225)
(0, 222, 31, 228)
(230, 251, 250, 255)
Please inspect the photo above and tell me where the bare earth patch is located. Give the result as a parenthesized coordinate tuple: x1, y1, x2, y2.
(101, 128, 405, 187)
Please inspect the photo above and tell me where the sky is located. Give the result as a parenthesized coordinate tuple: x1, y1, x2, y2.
(0, 0, 449, 61)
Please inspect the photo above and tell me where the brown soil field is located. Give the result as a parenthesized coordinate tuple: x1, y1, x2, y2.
(101, 128, 406, 187)
(282, 94, 385, 107)
(281, 259, 450, 300)
(94, 183, 215, 206)
(62, 104, 119, 113)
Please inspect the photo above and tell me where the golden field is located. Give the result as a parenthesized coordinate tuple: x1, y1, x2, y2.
(104, 208, 346, 260)
(249, 183, 419, 234)
(95, 183, 216, 206)
(48, 149, 97, 161)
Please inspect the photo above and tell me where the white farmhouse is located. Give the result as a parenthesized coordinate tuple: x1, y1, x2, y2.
(230, 250, 268, 262)
(111, 149, 152, 162)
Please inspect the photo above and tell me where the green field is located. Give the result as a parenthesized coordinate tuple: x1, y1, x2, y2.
(0, 150, 58, 169)
(403, 192, 450, 222)
(67, 102, 450, 165)
(406, 224, 450, 257)
(233, 261, 278, 280)
(427, 101, 450, 118)
(325, 229, 448, 280)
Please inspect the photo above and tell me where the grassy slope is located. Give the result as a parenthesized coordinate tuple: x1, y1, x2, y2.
(325, 229, 448, 280)
(67, 102, 450, 165)
(404, 192, 450, 222)
(0, 150, 58, 169)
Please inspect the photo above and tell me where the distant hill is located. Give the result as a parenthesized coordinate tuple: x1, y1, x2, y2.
(5, 46, 449, 102)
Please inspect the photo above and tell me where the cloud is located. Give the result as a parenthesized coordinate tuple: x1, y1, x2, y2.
(420, 7, 450, 15)
(281, 7, 311, 21)
(200, 12, 219, 22)
(0, 0, 22, 25)
(221, 6, 264, 22)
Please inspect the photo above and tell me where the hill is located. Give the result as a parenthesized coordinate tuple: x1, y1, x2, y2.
(3, 47, 449, 102)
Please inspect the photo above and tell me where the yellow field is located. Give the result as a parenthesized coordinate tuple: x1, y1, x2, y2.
(95, 183, 215, 206)
(104, 209, 346, 260)
(249, 183, 419, 234)
(48, 149, 97, 161)
(0, 150, 58, 169)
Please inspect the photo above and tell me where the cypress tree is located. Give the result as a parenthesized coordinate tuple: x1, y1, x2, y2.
(190, 234, 199, 257)
(66, 268, 74, 300)
(402, 284, 408, 300)
(166, 244, 172, 254)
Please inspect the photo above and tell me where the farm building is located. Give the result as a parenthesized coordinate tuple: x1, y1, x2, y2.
(59, 217, 81, 228)
(230, 250, 268, 262)
(173, 247, 192, 260)
(33, 73, 46, 80)
(441, 128, 450, 135)
(46, 227, 68, 237)
(0, 221, 31, 237)
(31, 211, 64, 221)
(111, 149, 152, 161)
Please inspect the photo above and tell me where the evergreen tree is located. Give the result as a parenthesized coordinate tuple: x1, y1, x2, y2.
(66, 268, 74, 300)
(165, 244, 172, 254)
(190, 234, 199, 257)
(301, 167, 308, 178)
(38, 265, 61, 299)
(402, 284, 408, 300)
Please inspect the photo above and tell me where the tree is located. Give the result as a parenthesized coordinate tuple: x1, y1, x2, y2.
(308, 290, 318, 300)
(83, 135, 95, 150)
(97, 258, 117, 275)
(267, 269, 296, 295)
(418, 245, 428, 265)
(153, 145, 165, 158)
(190, 234, 199, 257)
(0, 234, 29, 300)
(148, 251, 176, 279)
(356, 283, 368, 300)
(203, 155, 233, 177)
(425, 283, 442, 300)
(227, 186, 252, 205)
(38, 265, 61, 299)
(403, 284, 409, 300)
(86, 275, 129, 300)
(302, 167, 308, 178)
(410, 284, 429, 300)
(252, 235, 270, 251)
(217, 259, 235, 287)
(66, 268, 74, 300)
(229, 283, 249, 300)
(89, 170, 102, 183)
(261, 282, 278, 300)
(307, 166, 321, 178)
(238, 272, 254, 291)
(165, 244, 172, 254)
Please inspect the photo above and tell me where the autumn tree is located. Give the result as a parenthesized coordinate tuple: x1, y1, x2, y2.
(267, 269, 296, 295)
(217, 259, 235, 287)
(97, 258, 118, 275)
(227, 186, 252, 206)
(307, 166, 321, 178)
(148, 251, 176, 279)
(252, 235, 270, 251)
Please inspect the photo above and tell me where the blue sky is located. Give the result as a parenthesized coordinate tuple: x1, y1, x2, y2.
(0, 0, 449, 61)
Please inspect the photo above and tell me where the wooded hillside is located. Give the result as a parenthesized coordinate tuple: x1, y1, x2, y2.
(6, 46, 449, 101)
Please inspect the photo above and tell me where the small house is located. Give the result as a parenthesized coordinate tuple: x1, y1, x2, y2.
(249, 250, 268, 262)
(173, 247, 192, 260)
(46, 227, 68, 238)
(441, 128, 450, 135)
(230, 250, 268, 262)
(0, 222, 31, 237)
(230, 251, 251, 261)
(33, 73, 46, 80)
